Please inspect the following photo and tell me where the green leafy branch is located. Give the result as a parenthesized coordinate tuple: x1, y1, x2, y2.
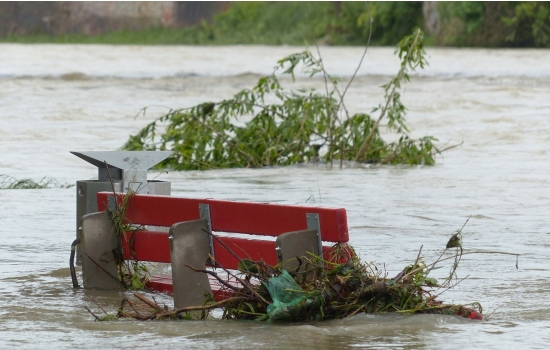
(123, 28, 440, 170)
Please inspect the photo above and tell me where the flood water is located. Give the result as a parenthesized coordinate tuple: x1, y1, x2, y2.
(0, 44, 549, 349)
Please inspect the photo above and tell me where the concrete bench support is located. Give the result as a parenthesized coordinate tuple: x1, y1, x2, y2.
(276, 229, 320, 272)
(81, 211, 121, 289)
(170, 219, 213, 315)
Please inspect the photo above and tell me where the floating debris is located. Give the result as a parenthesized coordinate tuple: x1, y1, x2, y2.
(88, 234, 489, 323)
(0, 174, 73, 189)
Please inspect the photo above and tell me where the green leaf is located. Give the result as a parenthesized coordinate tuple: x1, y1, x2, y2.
(131, 273, 145, 289)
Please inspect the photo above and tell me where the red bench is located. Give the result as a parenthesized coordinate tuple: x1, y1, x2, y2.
(80, 192, 350, 310)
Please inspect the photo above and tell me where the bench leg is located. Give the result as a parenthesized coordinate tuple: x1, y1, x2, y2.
(170, 219, 213, 317)
(276, 229, 320, 272)
(81, 211, 122, 289)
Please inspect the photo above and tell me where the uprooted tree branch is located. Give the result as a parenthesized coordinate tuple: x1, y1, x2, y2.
(122, 28, 442, 170)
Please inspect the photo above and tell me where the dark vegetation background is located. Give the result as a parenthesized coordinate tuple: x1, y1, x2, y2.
(1, 1, 549, 47)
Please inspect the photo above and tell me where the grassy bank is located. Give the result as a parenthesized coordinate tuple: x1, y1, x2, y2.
(2, 2, 549, 47)
(0, 2, 423, 46)
(1, 26, 210, 45)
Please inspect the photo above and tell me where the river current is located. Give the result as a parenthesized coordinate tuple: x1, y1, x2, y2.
(0, 44, 549, 349)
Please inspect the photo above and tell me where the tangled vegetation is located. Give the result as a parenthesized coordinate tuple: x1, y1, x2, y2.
(106, 189, 152, 290)
(86, 229, 486, 323)
(123, 29, 440, 170)
(0, 174, 72, 189)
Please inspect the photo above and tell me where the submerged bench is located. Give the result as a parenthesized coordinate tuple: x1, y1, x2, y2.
(80, 192, 350, 309)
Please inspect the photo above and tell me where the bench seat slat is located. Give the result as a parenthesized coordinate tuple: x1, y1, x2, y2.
(213, 237, 278, 269)
(122, 230, 171, 263)
(121, 230, 278, 269)
(97, 192, 349, 243)
(120, 231, 347, 269)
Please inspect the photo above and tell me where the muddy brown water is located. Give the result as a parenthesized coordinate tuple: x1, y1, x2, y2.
(0, 44, 549, 349)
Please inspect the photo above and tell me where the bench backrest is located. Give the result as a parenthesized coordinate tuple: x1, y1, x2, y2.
(96, 192, 349, 269)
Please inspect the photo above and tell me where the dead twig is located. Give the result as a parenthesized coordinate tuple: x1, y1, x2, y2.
(208, 254, 271, 306)
(85, 306, 100, 321)
(154, 296, 255, 320)
(104, 161, 118, 209)
(184, 264, 242, 292)
(134, 293, 162, 310)
(201, 229, 263, 279)
(83, 252, 121, 285)
(438, 141, 463, 153)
